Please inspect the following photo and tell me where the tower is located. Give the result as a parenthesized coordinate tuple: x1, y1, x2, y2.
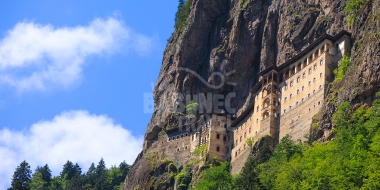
(259, 71, 279, 144)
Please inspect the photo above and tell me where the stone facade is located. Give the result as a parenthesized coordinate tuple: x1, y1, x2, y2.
(151, 31, 351, 175)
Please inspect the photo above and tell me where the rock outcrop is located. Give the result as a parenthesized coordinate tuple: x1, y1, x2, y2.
(124, 0, 380, 189)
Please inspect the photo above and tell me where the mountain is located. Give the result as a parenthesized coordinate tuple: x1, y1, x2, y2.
(123, 0, 380, 189)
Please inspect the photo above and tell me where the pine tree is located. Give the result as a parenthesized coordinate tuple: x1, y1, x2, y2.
(118, 161, 131, 182)
(94, 158, 111, 190)
(35, 164, 52, 187)
(9, 160, 32, 190)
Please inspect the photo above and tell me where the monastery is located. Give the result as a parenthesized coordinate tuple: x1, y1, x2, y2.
(147, 30, 352, 174)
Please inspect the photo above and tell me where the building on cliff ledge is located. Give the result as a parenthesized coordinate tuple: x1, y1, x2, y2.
(148, 30, 351, 175)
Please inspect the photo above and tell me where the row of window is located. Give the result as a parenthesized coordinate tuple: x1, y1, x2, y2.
(176, 145, 189, 152)
(284, 100, 322, 114)
(284, 83, 323, 102)
(284, 63, 323, 90)
(168, 133, 189, 141)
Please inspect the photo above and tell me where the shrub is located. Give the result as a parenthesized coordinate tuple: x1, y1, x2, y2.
(333, 55, 350, 81)
(344, 0, 369, 25)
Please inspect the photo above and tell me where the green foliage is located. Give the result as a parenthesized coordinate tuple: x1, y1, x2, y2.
(9, 160, 32, 190)
(174, 0, 193, 31)
(191, 144, 207, 164)
(9, 159, 131, 190)
(286, 25, 294, 31)
(185, 100, 198, 118)
(344, 0, 369, 25)
(333, 55, 350, 81)
(175, 165, 192, 190)
(245, 137, 254, 150)
(193, 162, 234, 190)
(294, 14, 301, 19)
(240, 0, 250, 10)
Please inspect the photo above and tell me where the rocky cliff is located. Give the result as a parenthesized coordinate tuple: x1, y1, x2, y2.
(124, 0, 380, 189)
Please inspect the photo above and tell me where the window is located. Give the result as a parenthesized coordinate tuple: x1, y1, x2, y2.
(223, 135, 227, 141)
(216, 134, 220, 139)
(290, 81, 294, 87)
(309, 108, 311, 112)
(320, 73, 323, 78)
(284, 109, 286, 113)
(302, 98, 304, 102)
(177, 136, 179, 139)
(290, 94, 293, 99)
(303, 73, 306, 78)
(314, 65, 317, 70)
(319, 85, 322, 89)
(302, 86, 304, 91)
(297, 77, 300, 82)
(236, 140, 238, 145)
(257, 106, 259, 112)
(244, 132, 247, 138)
(320, 60, 323, 65)
(314, 104, 316, 108)
(284, 97, 287, 102)
(309, 68, 312, 74)
(256, 118, 258, 123)
(240, 136, 242, 142)
(308, 93, 311, 98)
(308, 81, 311, 86)
(177, 148, 180, 152)
(289, 105, 292, 110)
(185, 146, 188, 150)
(313, 77, 316, 82)
(313, 89, 316, 94)
(318, 101, 321, 105)
(217, 146, 220, 152)
(285, 85, 288, 90)
(297, 89, 300, 94)
(235, 152, 238, 157)
(296, 101, 299, 106)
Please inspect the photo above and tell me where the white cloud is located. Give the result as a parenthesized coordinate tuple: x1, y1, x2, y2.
(0, 110, 143, 189)
(0, 17, 154, 92)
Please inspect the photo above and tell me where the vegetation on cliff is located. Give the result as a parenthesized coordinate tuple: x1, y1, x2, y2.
(192, 93, 380, 189)
(8, 158, 131, 190)
(174, 0, 193, 30)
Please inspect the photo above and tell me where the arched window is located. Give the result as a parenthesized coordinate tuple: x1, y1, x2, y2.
(297, 89, 300, 94)
(303, 73, 306, 78)
(290, 94, 293, 99)
(263, 111, 270, 119)
(314, 65, 317, 70)
(297, 77, 301, 82)
(320, 60, 323, 65)
(320, 73, 323, 78)
(290, 81, 294, 87)
(302, 86, 305, 91)
(309, 68, 312, 74)
(313, 77, 316, 82)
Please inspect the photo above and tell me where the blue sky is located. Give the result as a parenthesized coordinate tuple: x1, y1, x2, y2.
(0, 0, 177, 188)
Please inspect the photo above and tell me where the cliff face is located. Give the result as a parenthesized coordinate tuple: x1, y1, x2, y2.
(124, 0, 380, 189)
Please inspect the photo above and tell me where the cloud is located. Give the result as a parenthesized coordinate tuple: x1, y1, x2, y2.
(0, 110, 143, 189)
(0, 17, 154, 92)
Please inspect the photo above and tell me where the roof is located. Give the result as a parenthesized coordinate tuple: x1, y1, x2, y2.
(259, 30, 351, 75)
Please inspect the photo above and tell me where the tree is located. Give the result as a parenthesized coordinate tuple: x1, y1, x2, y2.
(9, 160, 32, 190)
(60, 161, 82, 180)
(35, 164, 52, 188)
(118, 161, 131, 184)
(94, 158, 111, 190)
(193, 162, 234, 190)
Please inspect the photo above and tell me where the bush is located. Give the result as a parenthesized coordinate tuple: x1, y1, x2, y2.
(344, 0, 369, 25)
(333, 55, 350, 81)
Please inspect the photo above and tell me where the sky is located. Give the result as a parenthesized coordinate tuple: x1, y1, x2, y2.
(0, 0, 178, 188)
